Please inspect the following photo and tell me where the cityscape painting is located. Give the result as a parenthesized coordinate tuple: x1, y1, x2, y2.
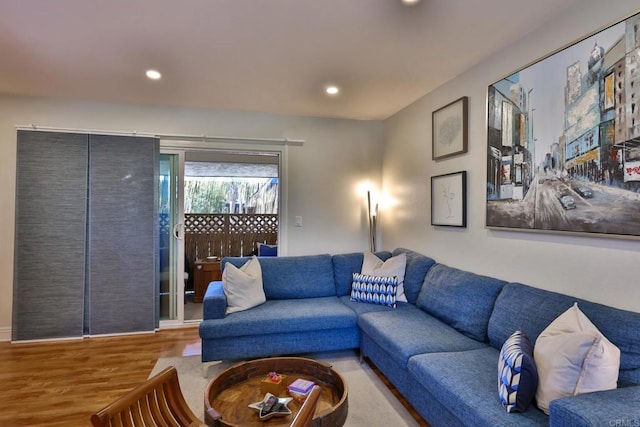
(486, 11, 640, 238)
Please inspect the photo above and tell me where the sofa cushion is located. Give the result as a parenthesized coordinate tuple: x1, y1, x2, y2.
(391, 248, 436, 304)
(416, 263, 506, 342)
(358, 306, 487, 368)
(534, 303, 620, 414)
(549, 386, 640, 427)
(339, 295, 414, 316)
(222, 256, 266, 314)
(361, 252, 407, 302)
(407, 348, 549, 426)
(350, 273, 398, 307)
(332, 251, 392, 296)
(199, 296, 356, 339)
(488, 282, 640, 386)
(223, 254, 336, 299)
(498, 330, 538, 413)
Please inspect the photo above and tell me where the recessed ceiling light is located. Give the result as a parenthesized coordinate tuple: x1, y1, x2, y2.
(325, 85, 339, 96)
(402, 0, 421, 5)
(146, 69, 162, 80)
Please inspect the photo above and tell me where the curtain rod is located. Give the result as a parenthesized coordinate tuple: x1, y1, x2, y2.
(14, 124, 305, 146)
(157, 132, 304, 146)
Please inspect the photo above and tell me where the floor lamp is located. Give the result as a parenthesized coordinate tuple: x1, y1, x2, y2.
(367, 191, 378, 252)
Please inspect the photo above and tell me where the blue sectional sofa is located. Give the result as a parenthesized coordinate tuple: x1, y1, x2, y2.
(199, 248, 640, 426)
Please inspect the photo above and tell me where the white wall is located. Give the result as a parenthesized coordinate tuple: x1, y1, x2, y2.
(0, 95, 384, 339)
(382, 0, 640, 312)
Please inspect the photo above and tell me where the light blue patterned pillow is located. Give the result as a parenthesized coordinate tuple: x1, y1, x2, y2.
(350, 273, 398, 308)
(498, 330, 538, 413)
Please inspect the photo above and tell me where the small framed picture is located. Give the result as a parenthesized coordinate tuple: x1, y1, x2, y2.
(432, 96, 468, 160)
(431, 171, 467, 227)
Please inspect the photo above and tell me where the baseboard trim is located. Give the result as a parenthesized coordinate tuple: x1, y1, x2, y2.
(86, 330, 156, 339)
(159, 320, 201, 329)
(5, 329, 158, 343)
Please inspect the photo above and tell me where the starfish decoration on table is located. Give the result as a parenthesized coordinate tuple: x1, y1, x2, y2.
(248, 393, 293, 420)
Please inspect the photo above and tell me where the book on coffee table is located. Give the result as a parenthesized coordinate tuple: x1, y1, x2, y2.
(288, 378, 315, 395)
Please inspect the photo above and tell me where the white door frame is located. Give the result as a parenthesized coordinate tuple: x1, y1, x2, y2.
(159, 149, 186, 329)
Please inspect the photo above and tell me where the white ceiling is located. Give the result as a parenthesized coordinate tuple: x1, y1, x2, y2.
(0, 0, 580, 120)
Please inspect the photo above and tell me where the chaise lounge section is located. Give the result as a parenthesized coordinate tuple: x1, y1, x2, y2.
(199, 248, 640, 426)
(199, 254, 362, 361)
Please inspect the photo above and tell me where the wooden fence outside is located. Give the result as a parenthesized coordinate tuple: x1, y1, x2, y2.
(183, 213, 278, 267)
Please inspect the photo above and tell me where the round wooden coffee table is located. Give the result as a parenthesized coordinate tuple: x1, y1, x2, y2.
(204, 357, 348, 427)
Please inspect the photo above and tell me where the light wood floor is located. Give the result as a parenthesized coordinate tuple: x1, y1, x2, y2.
(0, 326, 428, 426)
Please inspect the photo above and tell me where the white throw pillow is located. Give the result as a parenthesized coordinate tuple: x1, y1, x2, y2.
(222, 256, 266, 314)
(361, 252, 407, 302)
(534, 303, 620, 414)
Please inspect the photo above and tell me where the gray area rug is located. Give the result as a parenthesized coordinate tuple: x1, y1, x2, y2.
(151, 350, 419, 426)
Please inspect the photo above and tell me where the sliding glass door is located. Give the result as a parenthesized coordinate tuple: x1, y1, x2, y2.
(158, 151, 185, 324)
(158, 142, 283, 326)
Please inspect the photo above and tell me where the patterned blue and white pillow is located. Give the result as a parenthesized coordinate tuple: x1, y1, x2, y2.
(350, 273, 398, 308)
(498, 330, 539, 413)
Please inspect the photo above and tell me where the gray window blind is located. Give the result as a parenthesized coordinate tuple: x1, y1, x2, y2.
(13, 131, 159, 340)
(85, 135, 158, 335)
(13, 132, 88, 340)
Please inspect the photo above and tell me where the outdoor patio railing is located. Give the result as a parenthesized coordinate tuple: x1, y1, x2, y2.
(183, 213, 278, 267)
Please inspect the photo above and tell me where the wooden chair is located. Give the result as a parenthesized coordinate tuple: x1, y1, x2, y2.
(90, 366, 205, 427)
(92, 366, 322, 427)
(290, 385, 322, 427)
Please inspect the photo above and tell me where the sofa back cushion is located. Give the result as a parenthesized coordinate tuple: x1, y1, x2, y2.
(222, 254, 336, 299)
(391, 248, 436, 304)
(332, 251, 392, 296)
(416, 263, 506, 342)
(488, 283, 640, 386)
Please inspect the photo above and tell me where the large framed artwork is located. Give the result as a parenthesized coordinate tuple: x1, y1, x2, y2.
(486, 10, 640, 239)
(433, 96, 468, 160)
(431, 171, 467, 227)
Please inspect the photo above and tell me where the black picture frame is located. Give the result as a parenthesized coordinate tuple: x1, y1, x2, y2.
(431, 171, 467, 227)
(432, 96, 468, 160)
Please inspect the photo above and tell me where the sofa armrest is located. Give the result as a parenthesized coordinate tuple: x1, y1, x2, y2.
(202, 281, 226, 320)
(549, 386, 640, 427)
